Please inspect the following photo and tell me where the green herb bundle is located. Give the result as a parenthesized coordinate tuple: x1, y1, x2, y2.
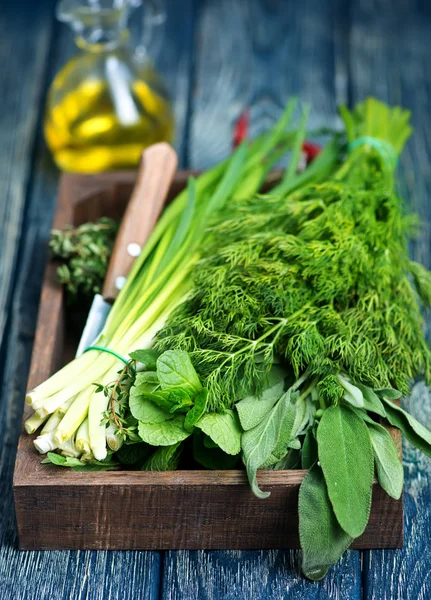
(146, 98, 431, 577)
(26, 98, 431, 580)
(50, 217, 118, 303)
(26, 99, 340, 461)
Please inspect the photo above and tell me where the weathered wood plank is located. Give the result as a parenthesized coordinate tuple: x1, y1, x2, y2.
(0, 0, 54, 350)
(162, 0, 361, 596)
(348, 1, 431, 598)
(188, 0, 346, 171)
(0, 0, 196, 597)
(161, 550, 361, 600)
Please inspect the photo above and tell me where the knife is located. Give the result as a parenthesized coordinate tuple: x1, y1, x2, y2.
(75, 142, 178, 357)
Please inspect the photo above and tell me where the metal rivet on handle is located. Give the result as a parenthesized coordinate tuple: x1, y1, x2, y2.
(127, 242, 142, 257)
(115, 276, 127, 290)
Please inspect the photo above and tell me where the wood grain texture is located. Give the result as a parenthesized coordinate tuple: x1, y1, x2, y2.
(348, 0, 431, 597)
(161, 550, 361, 600)
(0, 0, 54, 349)
(0, 0, 196, 597)
(188, 0, 345, 171)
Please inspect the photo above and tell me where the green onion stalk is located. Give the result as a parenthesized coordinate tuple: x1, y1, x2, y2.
(26, 99, 341, 460)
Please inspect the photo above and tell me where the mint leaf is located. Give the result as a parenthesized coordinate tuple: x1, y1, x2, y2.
(129, 349, 159, 370)
(382, 398, 431, 458)
(299, 465, 353, 581)
(138, 415, 191, 446)
(242, 390, 292, 498)
(129, 389, 172, 423)
(73, 463, 118, 472)
(156, 350, 202, 394)
(142, 389, 193, 413)
(195, 410, 241, 455)
(134, 371, 160, 390)
(142, 442, 183, 471)
(317, 403, 374, 537)
(367, 421, 403, 499)
(184, 389, 209, 432)
(42, 452, 67, 466)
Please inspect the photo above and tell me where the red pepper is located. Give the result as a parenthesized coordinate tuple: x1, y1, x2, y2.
(233, 109, 250, 149)
(302, 141, 322, 164)
(233, 110, 322, 167)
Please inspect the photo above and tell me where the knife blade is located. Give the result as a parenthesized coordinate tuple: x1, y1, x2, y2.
(75, 142, 178, 357)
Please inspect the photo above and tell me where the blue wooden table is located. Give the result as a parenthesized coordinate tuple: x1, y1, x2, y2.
(1, 0, 431, 597)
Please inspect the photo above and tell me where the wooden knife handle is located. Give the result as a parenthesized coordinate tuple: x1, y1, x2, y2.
(102, 142, 178, 302)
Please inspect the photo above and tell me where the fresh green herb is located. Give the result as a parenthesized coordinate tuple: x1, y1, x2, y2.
(141, 442, 183, 471)
(138, 415, 190, 446)
(299, 465, 352, 581)
(366, 421, 403, 499)
(26, 98, 431, 581)
(317, 404, 374, 538)
(193, 431, 239, 469)
(50, 217, 118, 303)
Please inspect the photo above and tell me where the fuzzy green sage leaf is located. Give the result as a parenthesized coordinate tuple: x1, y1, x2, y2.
(317, 403, 374, 537)
(367, 421, 403, 499)
(299, 464, 353, 580)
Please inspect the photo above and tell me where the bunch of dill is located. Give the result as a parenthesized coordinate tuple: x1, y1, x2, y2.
(156, 99, 431, 411)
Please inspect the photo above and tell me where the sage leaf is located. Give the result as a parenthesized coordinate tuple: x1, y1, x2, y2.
(236, 394, 279, 432)
(242, 390, 292, 498)
(375, 388, 402, 400)
(299, 465, 353, 581)
(367, 421, 403, 499)
(301, 428, 318, 469)
(273, 448, 301, 470)
(157, 350, 202, 394)
(338, 375, 364, 408)
(356, 384, 386, 417)
(195, 410, 241, 455)
(129, 390, 172, 423)
(235, 367, 286, 431)
(382, 398, 431, 458)
(138, 415, 190, 446)
(142, 442, 183, 471)
(317, 404, 374, 537)
(260, 393, 298, 468)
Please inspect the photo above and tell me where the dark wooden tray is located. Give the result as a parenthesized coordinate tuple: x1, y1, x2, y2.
(13, 171, 404, 551)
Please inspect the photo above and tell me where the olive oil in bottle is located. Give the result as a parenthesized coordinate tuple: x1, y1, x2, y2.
(44, 1, 174, 173)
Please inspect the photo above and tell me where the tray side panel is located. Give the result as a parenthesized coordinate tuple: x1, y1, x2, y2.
(14, 476, 402, 551)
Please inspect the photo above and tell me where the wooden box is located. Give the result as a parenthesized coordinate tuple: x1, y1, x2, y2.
(13, 172, 404, 550)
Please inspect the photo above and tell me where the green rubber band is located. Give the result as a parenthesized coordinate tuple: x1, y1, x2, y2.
(84, 345, 132, 369)
(348, 136, 398, 168)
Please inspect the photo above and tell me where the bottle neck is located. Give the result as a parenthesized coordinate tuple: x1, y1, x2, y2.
(75, 28, 130, 53)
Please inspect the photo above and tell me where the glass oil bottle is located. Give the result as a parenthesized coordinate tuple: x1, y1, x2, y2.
(44, 0, 175, 172)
